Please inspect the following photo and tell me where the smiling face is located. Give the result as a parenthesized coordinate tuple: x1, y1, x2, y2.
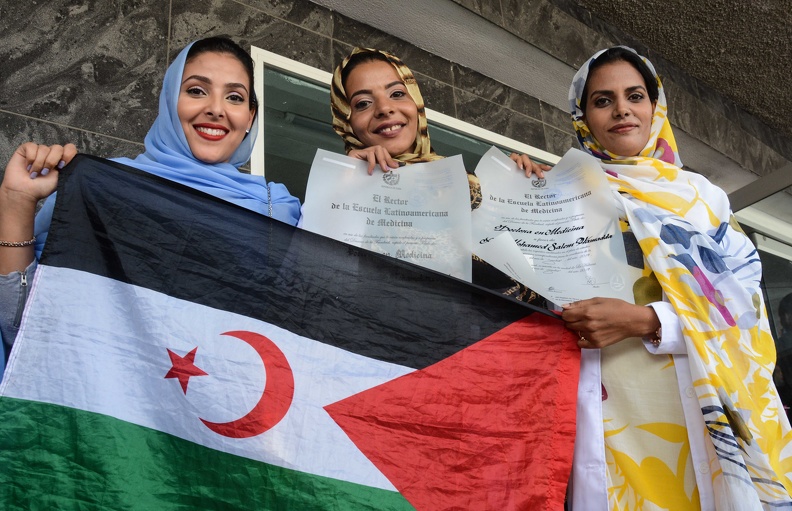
(344, 60, 419, 157)
(177, 51, 255, 164)
(583, 60, 656, 157)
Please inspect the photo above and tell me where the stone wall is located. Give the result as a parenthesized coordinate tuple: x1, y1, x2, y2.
(453, 0, 792, 178)
(1, 0, 787, 191)
(0, 0, 573, 177)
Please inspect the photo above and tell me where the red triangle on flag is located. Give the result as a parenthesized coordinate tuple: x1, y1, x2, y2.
(325, 313, 579, 511)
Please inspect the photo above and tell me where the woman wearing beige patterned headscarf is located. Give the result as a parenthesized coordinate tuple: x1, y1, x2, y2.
(332, 47, 489, 210)
(331, 47, 442, 175)
(330, 47, 541, 304)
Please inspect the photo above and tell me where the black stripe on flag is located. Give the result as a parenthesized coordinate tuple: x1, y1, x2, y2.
(44, 155, 554, 370)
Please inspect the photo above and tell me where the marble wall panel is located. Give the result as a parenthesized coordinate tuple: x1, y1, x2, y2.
(694, 78, 792, 163)
(330, 41, 356, 70)
(501, 0, 612, 67)
(660, 81, 696, 134)
(332, 14, 454, 85)
(540, 101, 572, 134)
(235, 0, 334, 36)
(542, 125, 577, 158)
(715, 117, 760, 173)
(171, 0, 333, 71)
(454, 89, 546, 149)
(755, 145, 789, 178)
(1, 0, 687, 176)
(693, 79, 740, 128)
(0, 114, 144, 184)
(0, 0, 169, 144)
(414, 74, 457, 118)
(737, 112, 792, 163)
(449, 0, 505, 26)
(725, 124, 787, 178)
(452, 65, 541, 121)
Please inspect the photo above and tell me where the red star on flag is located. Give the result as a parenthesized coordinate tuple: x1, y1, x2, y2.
(165, 347, 208, 394)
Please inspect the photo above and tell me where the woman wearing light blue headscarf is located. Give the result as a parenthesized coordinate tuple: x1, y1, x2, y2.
(30, 38, 300, 254)
(0, 37, 301, 379)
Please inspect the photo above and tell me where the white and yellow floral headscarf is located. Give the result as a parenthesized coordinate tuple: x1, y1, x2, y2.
(571, 46, 792, 508)
(570, 46, 682, 168)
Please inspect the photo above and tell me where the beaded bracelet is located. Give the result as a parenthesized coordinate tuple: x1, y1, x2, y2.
(0, 237, 36, 247)
(648, 326, 662, 348)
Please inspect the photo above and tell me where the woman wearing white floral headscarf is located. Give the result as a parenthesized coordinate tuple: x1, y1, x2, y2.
(561, 46, 791, 510)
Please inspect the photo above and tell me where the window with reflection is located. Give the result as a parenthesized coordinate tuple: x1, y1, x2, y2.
(738, 190, 792, 418)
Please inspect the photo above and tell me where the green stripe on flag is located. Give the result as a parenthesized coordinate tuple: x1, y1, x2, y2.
(0, 398, 415, 511)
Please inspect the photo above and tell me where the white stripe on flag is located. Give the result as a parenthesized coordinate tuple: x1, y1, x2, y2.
(2, 265, 414, 490)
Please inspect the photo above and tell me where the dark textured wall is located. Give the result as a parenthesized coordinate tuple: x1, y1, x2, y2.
(0, 0, 787, 185)
(447, 0, 791, 177)
(569, 0, 792, 142)
(0, 0, 576, 177)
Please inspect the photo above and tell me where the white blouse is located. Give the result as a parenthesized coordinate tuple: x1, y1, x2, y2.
(568, 301, 715, 510)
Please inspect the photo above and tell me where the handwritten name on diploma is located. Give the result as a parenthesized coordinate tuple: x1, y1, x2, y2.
(510, 233, 614, 251)
(471, 146, 633, 303)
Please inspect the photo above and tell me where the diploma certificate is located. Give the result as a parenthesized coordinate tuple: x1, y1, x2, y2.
(471, 147, 632, 304)
(301, 149, 473, 280)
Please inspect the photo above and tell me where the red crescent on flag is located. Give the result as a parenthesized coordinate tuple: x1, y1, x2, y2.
(200, 331, 295, 438)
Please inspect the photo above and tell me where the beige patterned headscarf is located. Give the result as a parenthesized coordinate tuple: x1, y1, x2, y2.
(330, 47, 442, 164)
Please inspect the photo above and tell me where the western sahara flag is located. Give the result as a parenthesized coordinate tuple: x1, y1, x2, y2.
(0, 156, 580, 510)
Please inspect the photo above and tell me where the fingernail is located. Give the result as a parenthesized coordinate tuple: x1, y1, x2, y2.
(57, 160, 66, 169)
(397, 161, 406, 167)
(383, 166, 391, 172)
(40, 168, 50, 176)
(29, 171, 38, 179)
(26, 164, 32, 171)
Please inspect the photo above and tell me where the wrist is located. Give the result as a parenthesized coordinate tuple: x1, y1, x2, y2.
(637, 305, 662, 344)
(0, 186, 39, 213)
(642, 305, 662, 347)
(0, 189, 38, 240)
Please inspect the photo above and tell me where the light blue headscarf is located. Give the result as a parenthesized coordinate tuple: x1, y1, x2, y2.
(33, 39, 301, 257)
